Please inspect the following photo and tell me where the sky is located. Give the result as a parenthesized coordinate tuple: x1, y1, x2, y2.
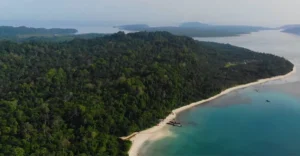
(0, 0, 300, 27)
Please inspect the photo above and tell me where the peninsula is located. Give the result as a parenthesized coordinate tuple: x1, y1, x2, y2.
(0, 31, 293, 155)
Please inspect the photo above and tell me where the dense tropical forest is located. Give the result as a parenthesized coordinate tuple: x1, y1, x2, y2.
(117, 22, 271, 37)
(13, 33, 107, 43)
(0, 31, 293, 155)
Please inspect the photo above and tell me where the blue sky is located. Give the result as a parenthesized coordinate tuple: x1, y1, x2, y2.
(0, 0, 299, 27)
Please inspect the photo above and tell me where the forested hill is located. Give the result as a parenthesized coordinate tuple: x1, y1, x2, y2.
(0, 31, 293, 156)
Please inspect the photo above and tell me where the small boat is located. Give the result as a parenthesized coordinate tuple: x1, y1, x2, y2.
(167, 120, 182, 127)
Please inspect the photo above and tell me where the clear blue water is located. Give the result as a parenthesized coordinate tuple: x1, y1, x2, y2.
(142, 87, 300, 156)
(140, 30, 300, 156)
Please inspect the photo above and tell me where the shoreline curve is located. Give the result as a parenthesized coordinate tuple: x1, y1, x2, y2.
(122, 66, 296, 156)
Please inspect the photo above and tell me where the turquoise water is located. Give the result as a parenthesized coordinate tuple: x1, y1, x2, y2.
(141, 87, 300, 156)
(140, 30, 300, 156)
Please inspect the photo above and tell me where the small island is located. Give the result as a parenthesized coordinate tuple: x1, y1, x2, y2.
(0, 31, 293, 155)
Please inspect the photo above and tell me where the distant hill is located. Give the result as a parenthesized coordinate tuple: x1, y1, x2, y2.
(281, 26, 300, 35)
(0, 26, 77, 38)
(280, 24, 300, 30)
(179, 22, 268, 29)
(280, 24, 300, 35)
(117, 22, 271, 37)
(0, 26, 110, 42)
(179, 22, 210, 28)
(115, 24, 149, 30)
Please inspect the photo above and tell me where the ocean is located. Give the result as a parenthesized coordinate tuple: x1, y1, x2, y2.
(140, 30, 300, 156)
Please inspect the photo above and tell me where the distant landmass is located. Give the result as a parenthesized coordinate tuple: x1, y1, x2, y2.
(179, 22, 210, 28)
(281, 25, 300, 35)
(115, 24, 149, 30)
(0, 26, 109, 42)
(280, 24, 300, 30)
(117, 22, 271, 37)
(0, 26, 77, 36)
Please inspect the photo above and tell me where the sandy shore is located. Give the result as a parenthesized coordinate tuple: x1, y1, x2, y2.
(123, 66, 296, 156)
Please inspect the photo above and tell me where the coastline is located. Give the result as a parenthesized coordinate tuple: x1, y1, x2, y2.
(123, 66, 296, 156)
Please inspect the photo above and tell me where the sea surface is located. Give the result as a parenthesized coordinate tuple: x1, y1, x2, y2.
(140, 30, 300, 156)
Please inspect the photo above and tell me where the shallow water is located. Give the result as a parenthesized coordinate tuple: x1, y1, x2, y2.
(140, 30, 300, 156)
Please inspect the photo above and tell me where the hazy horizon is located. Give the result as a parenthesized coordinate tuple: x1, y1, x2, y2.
(0, 0, 300, 28)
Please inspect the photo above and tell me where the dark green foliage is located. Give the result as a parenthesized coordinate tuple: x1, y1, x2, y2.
(0, 31, 293, 155)
(15, 33, 107, 43)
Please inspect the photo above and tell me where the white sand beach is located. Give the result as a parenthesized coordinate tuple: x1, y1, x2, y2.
(122, 66, 296, 156)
